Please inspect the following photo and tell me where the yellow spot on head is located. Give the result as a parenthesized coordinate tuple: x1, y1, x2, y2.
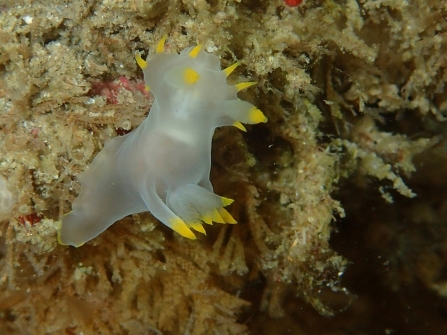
(249, 108, 268, 124)
(170, 217, 196, 239)
(135, 51, 147, 69)
(156, 35, 168, 54)
(235, 81, 257, 92)
(233, 121, 247, 132)
(223, 61, 240, 77)
(189, 44, 202, 58)
(145, 85, 150, 92)
(183, 67, 200, 85)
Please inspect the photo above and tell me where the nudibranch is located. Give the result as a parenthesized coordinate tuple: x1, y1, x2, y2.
(58, 36, 267, 247)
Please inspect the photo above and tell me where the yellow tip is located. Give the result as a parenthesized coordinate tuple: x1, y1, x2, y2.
(233, 121, 247, 132)
(190, 222, 206, 235)
(235, 81, 257, 92)
(156, 35, 168, 54)
(183, 67, 200, 85)
(217, 208, 237, 224)
(249, 108, 268, 124)
(223, 61, 240, 77)
(145, 85, 150, 91)
(135, 51, 147, 69)
(170, 217, 196, 239)
(212, 209, 225, 224)
(189, 44, 202, 58)
(220, 196, 234, 206)
(202, 215, 213, 225)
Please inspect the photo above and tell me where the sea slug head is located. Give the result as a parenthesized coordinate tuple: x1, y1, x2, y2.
(136, 37, 249, 124)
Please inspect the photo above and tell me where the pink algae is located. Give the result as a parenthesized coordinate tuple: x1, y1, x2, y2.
(90, 76, 149, 104)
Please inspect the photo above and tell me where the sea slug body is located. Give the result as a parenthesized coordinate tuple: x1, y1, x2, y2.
(58, 37, 267, 247)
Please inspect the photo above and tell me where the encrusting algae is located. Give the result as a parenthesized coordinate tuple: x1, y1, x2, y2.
(1, 0, 447, 334)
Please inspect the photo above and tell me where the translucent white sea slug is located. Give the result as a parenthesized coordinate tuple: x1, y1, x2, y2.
(58, 37, 267, 247)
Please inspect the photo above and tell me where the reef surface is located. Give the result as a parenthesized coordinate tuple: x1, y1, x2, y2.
(0, 0, 446, 334)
